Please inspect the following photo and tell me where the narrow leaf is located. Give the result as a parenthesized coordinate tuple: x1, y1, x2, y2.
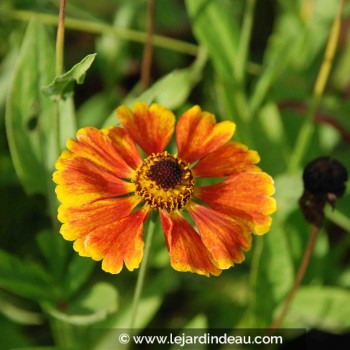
(109, 295, 161, 329)
(249, 219, 295, 327)
(45, 282, 118, 326)
(134, 49, 206, 108)
(36, 230, 69, 281)
(185, 0, 239, 80)
(0, 250, 55, 302)
(5, 20, 55, 194)
(5, 19, 77, 195)
(102, 50, 206, 127)
(0, 293, 43, 325)
(63, 255, 96, 298)
(42, 53, 97, 100)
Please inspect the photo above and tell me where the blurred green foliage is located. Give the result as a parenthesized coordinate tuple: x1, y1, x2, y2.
(0, 0, 350, 349)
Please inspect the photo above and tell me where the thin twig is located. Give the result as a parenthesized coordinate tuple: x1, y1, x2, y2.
(141, 0, 155, 89)
(269, 224, 320, 330)
(56, 0, 66, 76)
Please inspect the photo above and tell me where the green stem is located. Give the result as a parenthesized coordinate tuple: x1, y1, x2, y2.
(50, 318, 75, 348)
(288, 0, 344, 173)
(48, 0, 66, 232)
(129, 211, 157, 329)
(10, 10, 199, 56)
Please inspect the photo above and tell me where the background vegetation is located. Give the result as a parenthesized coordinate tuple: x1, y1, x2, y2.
(0, 0, 350, 349)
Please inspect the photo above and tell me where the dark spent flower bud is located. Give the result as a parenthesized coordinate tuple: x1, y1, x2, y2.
(300, 157, 348, 226)
(303, 157, 348, 197)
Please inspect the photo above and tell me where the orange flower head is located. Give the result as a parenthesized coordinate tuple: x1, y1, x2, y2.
(53, 102, 276, 276)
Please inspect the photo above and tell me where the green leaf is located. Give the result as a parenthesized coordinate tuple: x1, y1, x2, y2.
(62, 255, 96, 299)
(0, 48, 18, 115)
(134, 49, 206, 108)
(0, 291, 43, 325)
(102, 50, 206, 127)
(0, 316, 33, 349)
(252, 103, 291, 173)
(169, 316, 208, 350)
(185, 0, 239, 80)
(36, 230, 69, 281)
(42, 53, 97, 100)
(285, 286, 350, 332)
(5, 19, 77, 196)
(77, 92, 115, 129)
(273, 173, 303, 221)
(37, 232, 95, 300)
(73, 282, 118, 314)
(184, 314, 208, 329)
(109, 295, 161, 329)
(258, 102, 285, 145)
(249, 219, 295, 327)
(58, 97, 77, 149)
(46, 282, 118, 326)
(0, 250, 56, 303)
(89, 295, 162, 350)
(5, 20, 55, 195)
(96, 2, 136, 84)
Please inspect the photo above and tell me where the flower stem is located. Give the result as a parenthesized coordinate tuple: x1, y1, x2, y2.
(288, 0, 344, 173)
(47, 0, 67, 233)
(269, 224, 320, 330)
(56, 0, 66, 77)
(54, 0, 66, 168)
(10, 10, 198, 56)
(129, 211, 157, 329)
(141, 0, 155, 89)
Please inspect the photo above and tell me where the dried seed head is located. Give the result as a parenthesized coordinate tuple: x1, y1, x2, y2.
(299, 157, 348, 226)
(303, 157, 348, 197)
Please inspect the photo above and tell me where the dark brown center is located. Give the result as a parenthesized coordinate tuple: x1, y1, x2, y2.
(148, 158, 182, 190)
(133, 152, 194, 211)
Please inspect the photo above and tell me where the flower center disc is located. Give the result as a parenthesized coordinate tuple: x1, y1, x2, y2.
(133, 152, 194, 211)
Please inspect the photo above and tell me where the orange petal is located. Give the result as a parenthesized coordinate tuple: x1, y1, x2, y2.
(83, 207, 150, 274)
(192, 142, 260, 178)
(67, 127, 137, 178)
(160, 210, 221, 277)
(103, 126, 142, 171)
(58, 196, 141, 241)
(117, 102, 175, 155)
(54, 152, 134, 206)
(188, 204, 251, 269)
(176, 106, 236, 164)
(195, 172, 276, 234)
